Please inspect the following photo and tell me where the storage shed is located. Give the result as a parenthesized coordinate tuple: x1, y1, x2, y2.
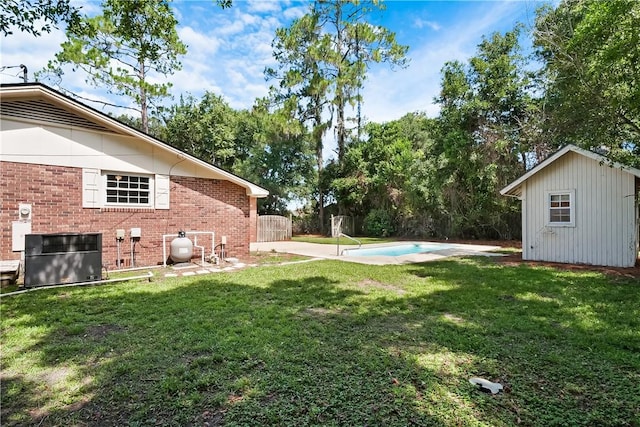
(501, 145, 640, 268)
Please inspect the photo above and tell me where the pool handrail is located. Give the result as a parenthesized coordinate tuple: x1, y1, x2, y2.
(337, 233, 361, 256)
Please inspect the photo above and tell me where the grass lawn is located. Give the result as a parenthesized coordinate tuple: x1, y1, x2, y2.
(1, 257, 639, 426)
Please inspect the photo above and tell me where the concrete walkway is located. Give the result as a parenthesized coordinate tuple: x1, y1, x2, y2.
(250, 240, 503, 265)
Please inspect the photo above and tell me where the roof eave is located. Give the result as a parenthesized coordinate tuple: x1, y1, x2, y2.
(1, 83, 270, 197)
(500, 144, 640, 197)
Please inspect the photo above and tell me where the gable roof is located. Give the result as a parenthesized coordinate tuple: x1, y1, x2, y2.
(0, 83, 268, 198)
(501, 144, 640, 198)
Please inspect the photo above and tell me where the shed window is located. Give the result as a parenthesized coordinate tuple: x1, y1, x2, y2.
(547, 190, 575, 227)
(106, 174, 151, 206)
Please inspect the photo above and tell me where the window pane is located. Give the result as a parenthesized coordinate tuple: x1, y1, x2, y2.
(105, 173, 152, 206)
(550, 208, 571, 223)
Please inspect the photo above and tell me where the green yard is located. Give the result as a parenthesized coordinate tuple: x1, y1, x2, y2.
(1, 257, 639, 426)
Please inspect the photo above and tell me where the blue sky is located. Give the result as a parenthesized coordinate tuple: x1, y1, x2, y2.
(1, 0, 545, 151)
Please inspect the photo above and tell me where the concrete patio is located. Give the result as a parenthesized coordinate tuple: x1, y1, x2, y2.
(250, 240, 503, 265)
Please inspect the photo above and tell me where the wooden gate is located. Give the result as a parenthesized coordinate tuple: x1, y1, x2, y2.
(257, 215, 292, 242)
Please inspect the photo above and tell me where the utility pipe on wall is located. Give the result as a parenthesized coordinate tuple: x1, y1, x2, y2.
(162, 231, 215, 267)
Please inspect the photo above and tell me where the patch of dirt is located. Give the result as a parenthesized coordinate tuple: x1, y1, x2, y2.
(40, 366, 72, 387)
(200, 409, 225, 426)
(493, 251, 640, 280)
(356, 279, 406, 295)
(84, 324, 126, 340)
(442, 313, 465, 324)
(301, 307, 346, 317)
(240, 252, 308, 265)
(425, 238, 638, 279)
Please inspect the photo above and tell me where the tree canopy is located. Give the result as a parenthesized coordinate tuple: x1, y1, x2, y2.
(0, 0, 80, 36)
(40, 0, 187, 133)
(534, 0, 640, 167)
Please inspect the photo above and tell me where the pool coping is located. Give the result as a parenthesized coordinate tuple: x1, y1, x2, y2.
(250, 241, 504, 265)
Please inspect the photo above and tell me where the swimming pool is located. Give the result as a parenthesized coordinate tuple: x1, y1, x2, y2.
(342, 243, 453, 257)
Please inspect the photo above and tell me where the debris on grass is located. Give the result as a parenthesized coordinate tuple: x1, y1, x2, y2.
(469, 377, 504, 394)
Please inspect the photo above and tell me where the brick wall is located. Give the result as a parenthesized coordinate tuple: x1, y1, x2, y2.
(1, 161, 254, 268)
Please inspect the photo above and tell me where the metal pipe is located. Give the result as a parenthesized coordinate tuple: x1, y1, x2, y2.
(116, 239, 121, 269)
(193, 235, 205, 265)
(337, 233, 361, 256)
(0, 272, 154, 298)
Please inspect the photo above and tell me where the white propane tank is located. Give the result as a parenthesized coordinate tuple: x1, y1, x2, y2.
(170, 231, 193, 263)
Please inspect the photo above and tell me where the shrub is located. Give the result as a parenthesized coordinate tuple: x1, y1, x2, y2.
(363, 209, 395, 237)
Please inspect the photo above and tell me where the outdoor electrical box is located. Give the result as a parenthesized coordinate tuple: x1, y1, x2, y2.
(24, 233, 102, 287)
(116, 229, 125, 240)
(130, 227, 141, 238)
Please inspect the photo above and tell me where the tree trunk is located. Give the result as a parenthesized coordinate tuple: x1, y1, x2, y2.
(314, 99, 325, 234)
(139, 59, 148, 133)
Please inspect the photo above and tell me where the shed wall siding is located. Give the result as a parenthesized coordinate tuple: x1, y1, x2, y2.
(522, 152, 637, 267)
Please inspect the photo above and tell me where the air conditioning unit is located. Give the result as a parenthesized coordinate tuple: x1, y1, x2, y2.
(24, 233, 102, 287)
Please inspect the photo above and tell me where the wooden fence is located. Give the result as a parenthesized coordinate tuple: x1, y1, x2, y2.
(257, 215, 292, 242)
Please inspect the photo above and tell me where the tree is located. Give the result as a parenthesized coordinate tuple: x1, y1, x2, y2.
(40, 0, 187, 133)
(534, 0, 640, 166)
(112, 113, 164, 138)
(1, 0, 80, 36)
(331, 112, 437, 236)
(160, 92, 237, 169)
(233, 101, 315, 214)
(267, 12, 331, 230)
(267, 0, 408, 230)
(314, 0, 409, 162)
(431, 28, 530, 239)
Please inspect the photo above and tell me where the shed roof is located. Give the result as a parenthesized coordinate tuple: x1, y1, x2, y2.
(0, 83, 269, 198)
(501, 144, 640, 198)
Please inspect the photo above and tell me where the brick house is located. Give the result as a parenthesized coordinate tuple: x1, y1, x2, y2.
(1, 83, 268, 269)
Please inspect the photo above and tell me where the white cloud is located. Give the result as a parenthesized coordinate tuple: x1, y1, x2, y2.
(178, 26, 222, 57)
(216, 18, 247, 36)
(246, 0, 282, 13)
(282, 4, 308, 20)
(413, 18, 441, 31)
(72, 0, 101, 17)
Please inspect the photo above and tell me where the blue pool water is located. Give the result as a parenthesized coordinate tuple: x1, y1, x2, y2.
(342, 243, 453, 257)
